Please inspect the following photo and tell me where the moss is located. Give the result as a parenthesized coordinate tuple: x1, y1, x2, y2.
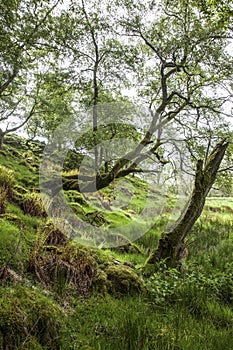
(28, 242, 98, 297)
(0, 220, 21, 268)
(103, 211, 132, 227)
(64, 190, 88, 206)
(104, 265, 146, 296)
(0, 285, 62, 349)
(23, 192, 46, 217)
(0, 165, 15, 213)
(0, 212, 24, 225)
(93, 269, 108, 294)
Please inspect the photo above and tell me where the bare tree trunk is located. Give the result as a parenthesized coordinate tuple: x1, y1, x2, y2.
(146, 139, 229, 269)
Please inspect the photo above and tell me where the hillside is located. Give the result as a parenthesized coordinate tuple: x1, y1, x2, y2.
(0, 134, 233, 349)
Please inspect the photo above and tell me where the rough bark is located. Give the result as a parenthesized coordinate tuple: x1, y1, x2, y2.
(146, 139, 229, 269)
(0, 130, 4, 149)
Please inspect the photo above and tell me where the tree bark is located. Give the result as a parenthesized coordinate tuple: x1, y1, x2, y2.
(146, 139, 229, 269)
(0, 129, 5, 149)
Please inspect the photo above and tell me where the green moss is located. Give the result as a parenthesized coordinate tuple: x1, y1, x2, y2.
(103, 210, 132, 227)
(0, 218, 33, 273)
(64, 190, 88, 206)
(0, 285, 62, 349)
(7, 202, 41, 234)
(22, 192, 46, 217)
(93, 269, 108, 294)
(104, 265, 145, 296)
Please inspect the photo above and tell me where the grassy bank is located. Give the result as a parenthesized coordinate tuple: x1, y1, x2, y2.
(0, 135, 232, 349)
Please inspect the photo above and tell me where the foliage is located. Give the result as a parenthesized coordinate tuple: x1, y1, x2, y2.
(0, 0, 61, 143)
(0, 0, 233, 341)
(0, 131, 232, 349)
(0, 165, 14, 192)
(146, 261, 233, 306)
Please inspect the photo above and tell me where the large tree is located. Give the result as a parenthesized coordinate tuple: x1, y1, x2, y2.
(41, 0, 233, 186)
(38, 0, 233, 265)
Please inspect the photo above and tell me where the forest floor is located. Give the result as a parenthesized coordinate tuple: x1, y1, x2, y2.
(0, 134, 233, 350)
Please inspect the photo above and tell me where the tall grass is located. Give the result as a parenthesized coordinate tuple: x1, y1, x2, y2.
(61, 294, 233, 350)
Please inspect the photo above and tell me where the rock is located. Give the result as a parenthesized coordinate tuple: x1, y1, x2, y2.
(104, 265, 145, 296)
(113, 259, 121, 265)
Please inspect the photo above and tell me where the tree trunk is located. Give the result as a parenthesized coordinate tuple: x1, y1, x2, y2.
(0, 129, 4, 149)
(146, 139, 229, 269)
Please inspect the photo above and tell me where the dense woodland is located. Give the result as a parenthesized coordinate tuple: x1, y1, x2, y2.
(0, 0, 233, 349)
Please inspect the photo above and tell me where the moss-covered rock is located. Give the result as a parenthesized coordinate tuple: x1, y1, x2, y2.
(0, 285, 62, 349)
(104, 265, 146, 296)
(93, 269, 108, 294)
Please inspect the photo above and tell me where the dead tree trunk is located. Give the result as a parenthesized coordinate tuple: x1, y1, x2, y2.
(146, 139, 229, 269)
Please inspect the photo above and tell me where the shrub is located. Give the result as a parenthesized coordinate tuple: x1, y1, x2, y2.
(146, 261, 181, 303)
(0, 165, 14, 193)
(146, 261, 233, 306)
(43, 221, 68, 246)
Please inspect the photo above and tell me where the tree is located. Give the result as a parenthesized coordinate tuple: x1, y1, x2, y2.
(146, 139, 229, 268)
(46, 0, 140, 171)
(45, 0, 232, 186)
(39, 0, 232, 266)
(26, 70, 75, 141)
(0, 0, 61, 147)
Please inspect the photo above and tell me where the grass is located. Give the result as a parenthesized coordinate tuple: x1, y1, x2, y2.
(206, 196, 233, 210)
(61, 294, 233, 350)
(0, 149, 39, 189)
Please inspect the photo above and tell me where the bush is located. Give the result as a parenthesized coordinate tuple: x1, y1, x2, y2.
(146, 261, 181, 303)
(0, 165, 14, 193)
(146, 261, 233, 306)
